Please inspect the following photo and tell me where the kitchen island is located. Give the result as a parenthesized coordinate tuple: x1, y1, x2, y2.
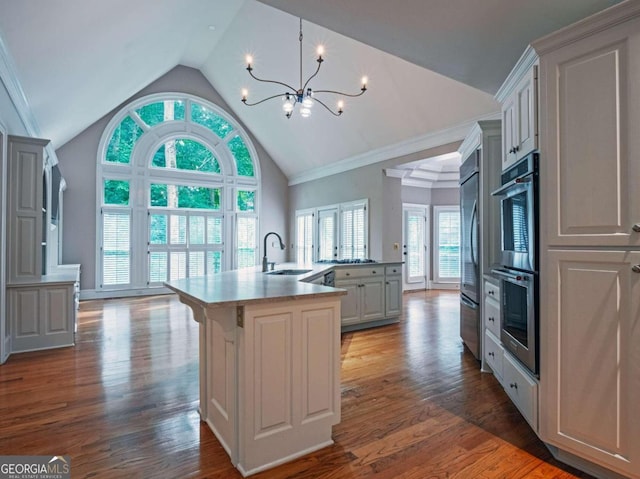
(165, 264, 346, 477)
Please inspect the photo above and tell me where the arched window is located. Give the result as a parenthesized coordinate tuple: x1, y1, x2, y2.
(97, 94, 260, 292)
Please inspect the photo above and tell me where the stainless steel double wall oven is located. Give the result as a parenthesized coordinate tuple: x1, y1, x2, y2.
(492, 152, 539, 375)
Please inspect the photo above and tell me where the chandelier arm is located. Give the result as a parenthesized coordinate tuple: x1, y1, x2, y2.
(302, 60, 323, 92)
(247, 69, 298, 93)
(242, 92, 291, 107)
(314, 88, 367, 98)
(313, 97, 343, 116)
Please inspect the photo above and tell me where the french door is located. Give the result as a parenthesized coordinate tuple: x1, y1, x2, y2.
(403, 204, 429, 291)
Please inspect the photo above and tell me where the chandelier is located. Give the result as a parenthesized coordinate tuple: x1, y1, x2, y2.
(241, 18, 368, 119)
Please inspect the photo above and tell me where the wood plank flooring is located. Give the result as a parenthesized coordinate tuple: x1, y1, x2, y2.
(0, 291, 594, 478)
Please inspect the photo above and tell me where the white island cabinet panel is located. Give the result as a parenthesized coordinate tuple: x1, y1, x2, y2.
(240, 299, 340, 475)
(166, 265, 344, 477)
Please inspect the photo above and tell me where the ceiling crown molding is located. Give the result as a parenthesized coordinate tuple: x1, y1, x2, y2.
(288, 112, 499, 186)
(0, 31, 58, 165)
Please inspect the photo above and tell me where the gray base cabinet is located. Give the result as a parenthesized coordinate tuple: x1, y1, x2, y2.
(336, 263, 402, 331)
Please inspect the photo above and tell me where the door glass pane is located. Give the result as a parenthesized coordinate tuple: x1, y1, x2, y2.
(296, 214, 313, 263)
(170, 215, 187, 244)
(207, 217, 223, 244)
(189, 216, 205, 245)
(207, 251, 222, 274)
(150, 214, 167, 244)
(318, 212, 336, 261)
(407, 213, 424, 277)
(237, 216, 257, 268)
(170, 252, 187, 280)
(149, 252, 167, 282)
(102, 212, 130, 285)
(189, 251, 205, 277)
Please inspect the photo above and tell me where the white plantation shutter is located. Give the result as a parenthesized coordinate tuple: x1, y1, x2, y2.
(296, 212, 314, 263)
(436, 208, 461, 281)
(102, 211, 131, 286)
(317, 208, 337, 261)
(340, 201, 367, 260)
(237, 215, 257, 268)
(407, 213, 425, 277)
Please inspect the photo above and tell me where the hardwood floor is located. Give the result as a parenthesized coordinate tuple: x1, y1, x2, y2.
(0, 291, 593, 479)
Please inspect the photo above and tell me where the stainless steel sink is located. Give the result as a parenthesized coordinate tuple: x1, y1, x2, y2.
(266, 269, 312, 275)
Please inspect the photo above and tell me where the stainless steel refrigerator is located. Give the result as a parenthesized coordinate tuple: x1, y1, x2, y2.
(459, 149, 480, 360)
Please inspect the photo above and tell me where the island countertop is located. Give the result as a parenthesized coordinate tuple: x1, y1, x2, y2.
(164, 263, 344, 308)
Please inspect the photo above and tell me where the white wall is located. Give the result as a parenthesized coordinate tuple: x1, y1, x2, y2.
(55, 66, 289, 292)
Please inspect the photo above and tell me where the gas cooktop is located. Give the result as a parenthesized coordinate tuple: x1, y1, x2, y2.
(316, 259, 378, 264)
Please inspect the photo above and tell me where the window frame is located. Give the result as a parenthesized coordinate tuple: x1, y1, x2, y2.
(96, 93, 261, 293)
(294, 199, 369, 263)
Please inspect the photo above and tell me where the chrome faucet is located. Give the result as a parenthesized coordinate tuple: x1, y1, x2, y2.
(262, 232, 286, 272)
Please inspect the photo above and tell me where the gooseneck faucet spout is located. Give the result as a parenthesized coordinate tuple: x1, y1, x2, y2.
(262, 232, 286, 272)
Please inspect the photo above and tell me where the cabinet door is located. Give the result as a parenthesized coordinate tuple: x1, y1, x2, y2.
(501, 94, 519, 171)
(515, 66, 537, 160)
(540, 34, 640, 247)
(8, 138, 46, 281)
(542, 250, 640, 477)
(361, 277, 385, 322)
(385, 275, 402, 317)
(336, 279, 360, 325)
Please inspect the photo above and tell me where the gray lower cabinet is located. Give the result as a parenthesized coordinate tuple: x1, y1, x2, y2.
(336, 264, 402, 331)
(8, 278, 78, 353)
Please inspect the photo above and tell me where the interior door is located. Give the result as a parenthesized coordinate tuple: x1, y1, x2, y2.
(403, 205, 428, 291)
(0, 128, 7, 363)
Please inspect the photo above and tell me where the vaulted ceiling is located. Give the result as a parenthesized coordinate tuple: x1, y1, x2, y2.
(0, 0, 622, 184)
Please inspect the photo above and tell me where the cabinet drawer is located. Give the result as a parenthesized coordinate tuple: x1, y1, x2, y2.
(385, 265, 401, 276)
(484, 296, 500, 338)
(484, 280, 499, 299)
(334, 267, 383, 280)
(484, 330, 504, 380)
(503, 352, 538, 431)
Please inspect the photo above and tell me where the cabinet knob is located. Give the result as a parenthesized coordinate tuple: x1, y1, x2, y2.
(488, 352, 495, 357)
(632, 224, 640, 233)
(346, 272, 350, 276)
(632, 265, 640, 274)
(488, 317, 495, 322)
(386, 281, 390, 285)
(488, 291, 494, 295)
(372, 270, 377, 274)
(509, 383, 518, 390)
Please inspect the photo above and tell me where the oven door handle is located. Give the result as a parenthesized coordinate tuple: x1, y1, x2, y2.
(491, 174, 533, 196)
(492, 267, 528, 282)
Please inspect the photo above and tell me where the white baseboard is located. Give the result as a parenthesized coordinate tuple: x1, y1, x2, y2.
(80, 287, 173, 301)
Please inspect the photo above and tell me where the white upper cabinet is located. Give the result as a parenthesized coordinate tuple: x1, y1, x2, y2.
(496, 48, 539, 171)
(538, 18, 640, 247)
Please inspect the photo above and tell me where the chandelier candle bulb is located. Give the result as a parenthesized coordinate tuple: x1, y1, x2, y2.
(241, 89, 248, 102)
(240, 18, 367, 118)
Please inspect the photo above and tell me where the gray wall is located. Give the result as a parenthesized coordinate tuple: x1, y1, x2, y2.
(55, 66, 289, 291)
(289, 141, 461, 262)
